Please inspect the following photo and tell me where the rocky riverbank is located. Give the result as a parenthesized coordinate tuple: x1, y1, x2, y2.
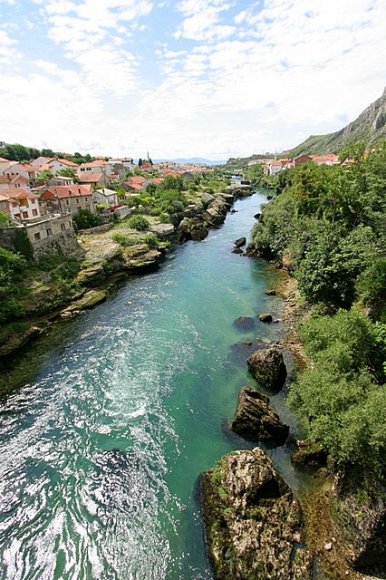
(0, 190, 242, 360)
(201, 203, 385, 579)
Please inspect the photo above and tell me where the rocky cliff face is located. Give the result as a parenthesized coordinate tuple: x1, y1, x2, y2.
(201, 447, 312, 579)
(287, 86, 386, 156)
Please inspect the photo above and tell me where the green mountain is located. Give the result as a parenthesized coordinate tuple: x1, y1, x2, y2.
(286, 86, 386, 156)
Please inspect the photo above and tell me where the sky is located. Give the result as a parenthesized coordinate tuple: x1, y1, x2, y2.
(0, 0, 385, 160)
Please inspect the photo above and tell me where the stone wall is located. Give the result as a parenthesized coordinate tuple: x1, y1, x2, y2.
(0, 214, 81, 260)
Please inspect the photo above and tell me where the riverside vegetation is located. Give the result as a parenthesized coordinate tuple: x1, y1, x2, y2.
(246, 141, 386, 575)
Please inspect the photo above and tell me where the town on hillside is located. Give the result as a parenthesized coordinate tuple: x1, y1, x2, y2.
(0, 154, 212, 260)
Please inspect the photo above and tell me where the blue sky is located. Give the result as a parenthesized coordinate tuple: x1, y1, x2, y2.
(0, 0, 385, 159)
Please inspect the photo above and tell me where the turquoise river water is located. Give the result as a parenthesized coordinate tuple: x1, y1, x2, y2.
(0, 192, 307, 580)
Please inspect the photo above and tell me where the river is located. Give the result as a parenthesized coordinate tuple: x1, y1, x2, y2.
(0, 192, 305, 579)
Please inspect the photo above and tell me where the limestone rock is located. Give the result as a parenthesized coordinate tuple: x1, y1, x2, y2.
(60, 289, 106, 317)
(232, 386, 289, 445)
(247, 347, 287, 390)
(201, 447, 312, 580)
(149, 223, 175, 238)
(177, 217, 209, 242)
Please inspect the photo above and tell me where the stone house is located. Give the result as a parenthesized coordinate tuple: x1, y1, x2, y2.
(47, 158, 79, 174)
(93, 188, 118, 205)
(41, 184, 95, 215)
(77, 172, 109, 188)
(78, 160, 114, 177)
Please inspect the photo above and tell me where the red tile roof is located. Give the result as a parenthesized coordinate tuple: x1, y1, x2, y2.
(1, 189, 38, 201)
(78, 172, 104, 183)
(42, 185, 92, 199)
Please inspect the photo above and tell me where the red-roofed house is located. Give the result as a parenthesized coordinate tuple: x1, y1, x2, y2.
(4, 163, 37, 183)
(1, 189, 41, 221)
(41, 184, 95, 215)
(77, 172, 109, 187)
(0, 174, 30, 191)
(78, 160, 114, 177)
(311, 154, 339, 166)
(47, 158, 79, 174)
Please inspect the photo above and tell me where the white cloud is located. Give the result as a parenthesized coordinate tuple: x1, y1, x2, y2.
(175, 0, 235, 41)
(0, 0, 386, 159)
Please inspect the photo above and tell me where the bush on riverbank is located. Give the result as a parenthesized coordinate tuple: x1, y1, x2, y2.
(249, 142, 386, 475)
(0, 247, 28, 323)
(288, 309, 386, 471)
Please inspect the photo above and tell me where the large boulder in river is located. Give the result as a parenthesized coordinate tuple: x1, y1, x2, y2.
(234, 237, 246, 248)
(201, 447, 312, 579)
(232, 386, 289, 445)
(247, 347, 287, 390)
(177, 217, 209, 242)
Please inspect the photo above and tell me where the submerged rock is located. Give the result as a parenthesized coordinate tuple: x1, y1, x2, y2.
(201, 447, 312, 579)
(265, 289, 277, 296)
(231, 247, 243, 255)
(232, 386, 289, 445)
(233, 316, 255, 331)
(247, 347, 287, 390)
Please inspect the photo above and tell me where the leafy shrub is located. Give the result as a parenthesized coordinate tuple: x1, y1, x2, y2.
(288, 309, 386, 470)
(73, 209, 102, 230)
(112, 233, 142, 246)
(127, 215, 149, 231)
(144, 233, 158, 248)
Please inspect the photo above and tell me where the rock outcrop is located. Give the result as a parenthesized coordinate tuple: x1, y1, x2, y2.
(201, 447, 312, 579)
(232, 386, 289, 445)
(177, 217, 209, 241)
(247, 347, 287, 390)
(60, 289, 107, 318)
(331, 471, 386, 571)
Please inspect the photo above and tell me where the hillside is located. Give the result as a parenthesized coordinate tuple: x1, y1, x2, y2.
(286, 86, 386, 156)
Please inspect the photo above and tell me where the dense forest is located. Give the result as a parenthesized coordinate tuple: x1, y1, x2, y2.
(249, 143, 386, 475)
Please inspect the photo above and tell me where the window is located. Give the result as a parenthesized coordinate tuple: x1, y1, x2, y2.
(22, 211, 28, 219)
(32, 209, 38, 216)
(47, 228, 52, 236)
(34, 232, 41, 241)
(66, 199, 69, 205)
(61, 223, 65, 231)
